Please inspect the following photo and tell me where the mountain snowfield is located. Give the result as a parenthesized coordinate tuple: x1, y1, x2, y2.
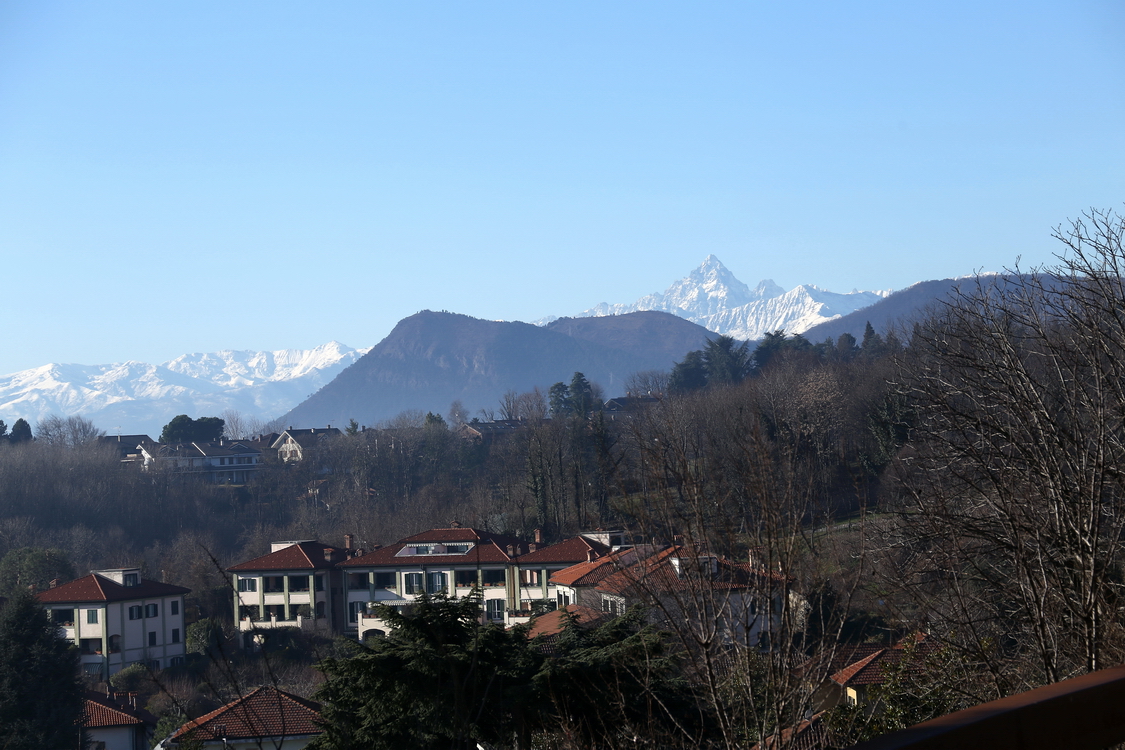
(1, 257, 894, 436)
(0, 342, 370, 439)
(558, 255, 893, 341)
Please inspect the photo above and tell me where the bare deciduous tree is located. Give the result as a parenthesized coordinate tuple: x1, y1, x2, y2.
(888, 207, 1125, 694)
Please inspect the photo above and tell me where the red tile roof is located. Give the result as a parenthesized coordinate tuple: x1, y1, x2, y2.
(171, 686, 323, 741)
(594, 546, 787, 596)
(526, 604, 606, 639)
(82, 691, 156, 728)
(339, 529, 522, 568)
(36, 575, 189, 604)
(829, 633, 939, 687)
(547, 546, 656, 587)
(228, 541, 348, 572)
(516, 536, 611, 565)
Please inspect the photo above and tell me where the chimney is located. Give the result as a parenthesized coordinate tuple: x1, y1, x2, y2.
(586, 550, 596, 563)
(48, 578, 60, 589)
(673, 534, 684, 546)
(534, 528, 542, 544)
(128, 692, 137, 709)
(528, 543, 537, 553)
(506, 544, 515, 557)
(344, 534, 354, 550)
(450, 520, 461, 528)
(324, 548, 334, 562)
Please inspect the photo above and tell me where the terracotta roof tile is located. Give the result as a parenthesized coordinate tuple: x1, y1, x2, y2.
(339, 529, 522, 568)
(547, 546, 657, 587)
(593, 546, 787, 596)
(228, 542, 348, 572)
(37, 575, 189, 604)
(82, 691, 156, 728)
(830, 634, 939, 687)
(526, 604, 606, 639)
(517, 536, 611, 565)
(171, 686, 323, 741)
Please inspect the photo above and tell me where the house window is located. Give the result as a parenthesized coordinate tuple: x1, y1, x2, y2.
(426, 572, 447, 595)
(148, 632, 157, 647)
(171, 656, 185, 666)
(128, 606, 142, 620)
(171, 600, 180, 616)
(454, 570, 477, 588)
(145, 603, 158, 618)
(348, 600, 365, 623)
(315, 574, 325, 591)
(404, 573, 423, 595)
(315, 601, 326, 619)
(481, 569, 505, 588)
(374, 572, 395, 589)
(237, 577, 257, 592)
(290, 575, 311, 592)
(484, 598, 505, 621)
(123, 573, 139, 587)
(556, 591, 571, 608)
(86, 609, 98, 624)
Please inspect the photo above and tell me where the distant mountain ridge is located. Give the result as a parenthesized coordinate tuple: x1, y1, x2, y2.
(0, 342, 370, 439)
(282, 310, 714, 428)
(553, 255, 892, 340)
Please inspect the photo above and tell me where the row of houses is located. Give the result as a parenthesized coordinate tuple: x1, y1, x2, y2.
(228, 525, 794, 652)
(99, 426, 342, 484)
(35, 525, 791, 679)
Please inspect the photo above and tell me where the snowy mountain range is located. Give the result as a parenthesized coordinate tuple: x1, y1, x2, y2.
(0, 342, 370, 439)
(2, 256, 896, 437)
(549, 255, 892, 341)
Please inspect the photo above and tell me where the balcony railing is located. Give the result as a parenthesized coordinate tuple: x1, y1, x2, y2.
(851, 663, 1125, 750)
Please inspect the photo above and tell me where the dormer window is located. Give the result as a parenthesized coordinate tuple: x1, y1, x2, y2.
(123, 573, 139, 587)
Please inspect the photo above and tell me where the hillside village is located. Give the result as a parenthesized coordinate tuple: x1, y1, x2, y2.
(5, 227, 1125, 748)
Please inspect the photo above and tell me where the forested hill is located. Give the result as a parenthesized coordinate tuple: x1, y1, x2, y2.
(801, 277, 970, 342)
(282, 310, 713, 427)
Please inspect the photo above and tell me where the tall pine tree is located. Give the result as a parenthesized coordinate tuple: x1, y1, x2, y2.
(0, 590, 84, 748)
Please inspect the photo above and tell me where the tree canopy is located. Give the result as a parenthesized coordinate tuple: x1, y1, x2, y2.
(159, 414, 226, 443)
(0, 590, 84, 748)
(7, 418, 32, 444)
(0, 548, 75, 597)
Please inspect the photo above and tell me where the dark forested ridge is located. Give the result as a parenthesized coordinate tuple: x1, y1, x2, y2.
(282, 310, 713, 428)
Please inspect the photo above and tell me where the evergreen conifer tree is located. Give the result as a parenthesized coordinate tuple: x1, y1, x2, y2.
(0, 590, 84, 748)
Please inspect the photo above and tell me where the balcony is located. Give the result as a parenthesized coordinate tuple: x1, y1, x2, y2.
(851, 663, 1125, 750)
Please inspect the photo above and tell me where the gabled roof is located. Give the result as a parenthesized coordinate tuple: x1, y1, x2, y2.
(514, 535, 611, 565)
(171, 685, 322, 741)
(228, 541, 348, 572)
(36, 575, 189, 604)
(594, 546, 786, 596)
(548, 545, 662, 587)
(270, 427, 342, 450)
(150, 441, 261, 458)
(829, 633, 938, 687)
(82, 691, 157, 728)
(526, 604, 606, 639)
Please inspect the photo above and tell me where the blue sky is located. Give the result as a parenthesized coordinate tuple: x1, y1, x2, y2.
(1, 1, 1123, 375)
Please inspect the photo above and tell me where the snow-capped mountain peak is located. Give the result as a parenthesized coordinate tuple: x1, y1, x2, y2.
(0, 342, 371, 438)
(568, 256, 891, 341)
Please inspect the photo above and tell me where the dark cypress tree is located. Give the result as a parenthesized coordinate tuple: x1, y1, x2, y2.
(668, 350, 708, 392)
(0, 590, 84, 748)
(7, 418, 31, 444)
